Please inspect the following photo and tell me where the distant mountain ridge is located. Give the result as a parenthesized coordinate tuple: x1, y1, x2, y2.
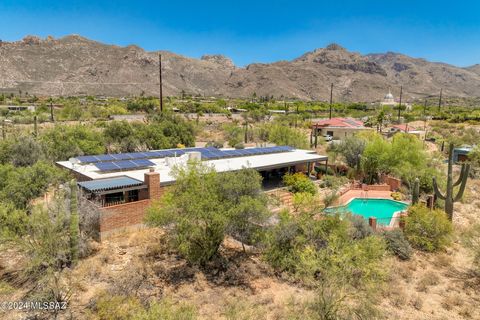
(1, 35, 479, 101)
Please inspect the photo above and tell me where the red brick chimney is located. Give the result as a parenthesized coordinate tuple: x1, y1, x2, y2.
(144, 168, 162, 200)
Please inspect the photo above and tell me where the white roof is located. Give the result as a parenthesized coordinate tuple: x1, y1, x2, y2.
(57, 148, 327, 186)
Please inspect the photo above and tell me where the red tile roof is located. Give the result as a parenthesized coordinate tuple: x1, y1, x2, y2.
(390, 124, 417, 132)
(312, 117, 365, 128)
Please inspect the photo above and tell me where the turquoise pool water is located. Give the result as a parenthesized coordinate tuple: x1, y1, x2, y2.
(324, 198, 408, 226)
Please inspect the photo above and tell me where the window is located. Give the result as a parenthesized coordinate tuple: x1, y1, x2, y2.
(105, 192, 124, 205)
(127, 190, 139, 202)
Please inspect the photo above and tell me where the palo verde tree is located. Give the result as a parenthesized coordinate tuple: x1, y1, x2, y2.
(146, 161, 269, 265)
(433, 143, 470, 220)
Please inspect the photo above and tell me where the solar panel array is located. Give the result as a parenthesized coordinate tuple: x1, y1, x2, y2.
(79, 146, 295, 172)
(94, 159, 156, 172)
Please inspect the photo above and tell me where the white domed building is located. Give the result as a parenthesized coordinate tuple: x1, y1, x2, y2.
(382, 90, 396, 106)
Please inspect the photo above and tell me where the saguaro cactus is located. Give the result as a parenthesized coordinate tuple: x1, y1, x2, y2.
(412, 178, 420, 204)
(69, 179, 80, 265)
(433, 143, 470, 220)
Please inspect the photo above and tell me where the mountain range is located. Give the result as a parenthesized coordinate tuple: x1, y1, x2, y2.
(1, 35, 479, 101)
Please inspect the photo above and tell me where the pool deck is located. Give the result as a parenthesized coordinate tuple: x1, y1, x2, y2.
(336, 189, 393, 206)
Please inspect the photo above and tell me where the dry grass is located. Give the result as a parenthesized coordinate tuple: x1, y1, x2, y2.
(416, 271, 440, 292)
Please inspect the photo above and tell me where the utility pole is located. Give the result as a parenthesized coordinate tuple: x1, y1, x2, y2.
(397, 86, 403, 122)
(329, 83, 333, 119)
(423, 98, 427, 131)
(423, 98, 428, 147)
(33, 115, 38, 137)
(50, 102, 55, 122)
(159, 53, 163, 113)
(438, 88, 443, 112)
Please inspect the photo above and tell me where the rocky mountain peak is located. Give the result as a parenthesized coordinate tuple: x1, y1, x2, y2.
(325, 43, 346, 51)
(0, 34, 479, 100)
(200, 54, 235, 68)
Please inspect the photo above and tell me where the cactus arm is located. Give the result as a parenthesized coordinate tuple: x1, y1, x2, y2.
(433, 177, 446, 200)
(453, 164, 466, 187)
(454, 164, 470, 202)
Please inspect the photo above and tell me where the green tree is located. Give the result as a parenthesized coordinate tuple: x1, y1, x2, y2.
(41, 125, 105, 160)
(146, 162, 269, 265)
(267, 124, 309, 149)
(336, 135, 366, 168)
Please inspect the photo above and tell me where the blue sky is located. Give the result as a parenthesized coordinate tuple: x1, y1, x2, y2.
(1, 0, 479, 67)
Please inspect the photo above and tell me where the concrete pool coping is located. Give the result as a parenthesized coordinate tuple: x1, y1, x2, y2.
(325, 197, 410, 229)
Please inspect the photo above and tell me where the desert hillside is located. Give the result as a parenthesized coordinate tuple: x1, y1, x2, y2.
(1, 36, 480, 100)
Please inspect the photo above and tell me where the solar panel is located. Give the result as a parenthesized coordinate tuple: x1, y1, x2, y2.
(95, 159, 155, 172)
(77, 155, 99, 163)
(95, 162, 120, 171)
(132, 159, 155, 167)
(95, 154, 116, 161)
(112, 153, 134, 160)
(115, 160, 138, 169)
(80, 146, 296, 166)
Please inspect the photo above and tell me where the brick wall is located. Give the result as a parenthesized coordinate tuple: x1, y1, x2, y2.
(97, 169, 163, 240)
(99, 199, 151, 239)
(380, 175, 402, 191)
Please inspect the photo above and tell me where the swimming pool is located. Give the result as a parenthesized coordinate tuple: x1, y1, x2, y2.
(324, 198, 409, 226)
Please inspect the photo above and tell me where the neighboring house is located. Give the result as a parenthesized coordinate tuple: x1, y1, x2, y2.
(57, 146, 327, 239)
(1, 105, 36, 112)
(311, 117, 372, 140)
(387, 124, 425, 140)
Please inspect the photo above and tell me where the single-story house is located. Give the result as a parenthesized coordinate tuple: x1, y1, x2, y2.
(311, 117, 372, 140)
(57, 146, 328, 239)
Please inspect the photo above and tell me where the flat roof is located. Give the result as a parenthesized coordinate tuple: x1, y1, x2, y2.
(58, 148, 327, 186)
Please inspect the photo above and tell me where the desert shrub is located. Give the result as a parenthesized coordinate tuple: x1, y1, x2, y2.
(146, 163, 269, 265)
(322, 191, 339, 208)
(462, 223, 480, 276)
(382, 229, 413, 260)
(9, 135, 44, 167)
(292, 192, 321, 214)
(403, 205, 453, 252)
(283, 173, 317, 195)
(0, 161, 67, 209)
(233, 142, 245, 149)
(315, 165, 335, 176)
(319, 175, 348, 189)
(390, 192, 403, 201)
(264, 211, 386, 318)
(205, 140, 224, 148)
(0, 202, 29, 238)
(223, 123, 243, 147)
(345, 214, 373, 240)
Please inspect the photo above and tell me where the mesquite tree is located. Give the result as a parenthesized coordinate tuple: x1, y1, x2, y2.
(433, 143, 470, 220)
